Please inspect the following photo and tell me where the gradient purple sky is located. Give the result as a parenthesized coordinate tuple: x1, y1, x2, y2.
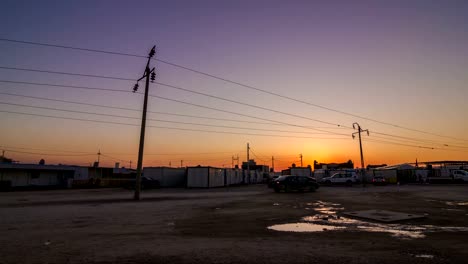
(1, 0, 468, 169)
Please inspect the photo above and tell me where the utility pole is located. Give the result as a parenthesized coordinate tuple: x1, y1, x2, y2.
(132, 45, 156, 200)
(246, 143, 250, 184)
(97, 149, 101, 166)
(232, 155, 239, 168)
(169, 161, 172, 167)
(300, 153, 303, 167)
(272, 156, 275, 172)
(180, 160, 183, 168)
(352, 122, 369, 187)
(129, 160, 132, 169)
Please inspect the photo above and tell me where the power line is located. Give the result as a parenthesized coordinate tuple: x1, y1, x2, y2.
(0, 101, 346, 135)
(0, 80, 132, 93)
(2, 37, 465, 142)
(0, 38, 147, 58)
(0, 83, 349, 128)
(249, 149, 268, 163)
(4, 105, 465, 154)
(2, 82, 468, 149)
(0, 66, 135, 81)
(154, 81, 343, 128)
(3, 65, 467, 144)
(100, 153, 130, 163)
(0, 67, 350, 132)
(0, 81, 349, 136)
(147, 94, 349, 136)
(0, 145, 243, 158)
(0, 88, 277, 126)
(0, 145, 95, 154)
(0, 110, 352, 140)
(1, 149, 95, 156)
(364, 138, 468, 153)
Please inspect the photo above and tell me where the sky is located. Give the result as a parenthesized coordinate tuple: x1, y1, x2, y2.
(1, 0, 468, 170)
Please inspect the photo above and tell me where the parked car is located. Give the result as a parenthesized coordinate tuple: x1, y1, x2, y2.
(273, 175, 319, 193)
(125, 176, 160, 190)
(371, 176, 387, 185)
(321, 172, 359, 186)
(268, 175, 281, 188)
(451, 170, 468, 182)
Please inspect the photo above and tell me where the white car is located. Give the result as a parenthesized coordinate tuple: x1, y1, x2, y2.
(451, 170, 468, 182)
(321, 172, 359, 186)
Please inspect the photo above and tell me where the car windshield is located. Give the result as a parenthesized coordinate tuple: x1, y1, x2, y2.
(276, 176, 289, 181)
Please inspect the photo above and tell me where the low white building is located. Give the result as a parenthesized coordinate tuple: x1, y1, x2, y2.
(224, 168, 242, 186)
(187, 166, 224, 188)
(143, 167, 186, 187)
(0, 163, 77, 189)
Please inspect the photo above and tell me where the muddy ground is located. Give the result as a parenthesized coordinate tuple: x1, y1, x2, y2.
(1, 184, 467, 264)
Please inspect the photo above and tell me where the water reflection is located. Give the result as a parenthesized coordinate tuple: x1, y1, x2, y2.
(268, 223, 345, 232)
(267, 200, 468, 239)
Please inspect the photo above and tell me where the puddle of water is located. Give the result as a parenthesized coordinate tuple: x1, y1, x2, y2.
(314, 207, 344, 214)
(442, 208, 464, 212)
(445, 201, 468, 206)
(421, 225, 468, 232)
(357, 225, 426, 239)
(304, 215, 426, 239)
(273, 203, 280, 206)
(414, 254, 434, 259)
(268, 223, 345, 232)
(269, 200, 468, 239)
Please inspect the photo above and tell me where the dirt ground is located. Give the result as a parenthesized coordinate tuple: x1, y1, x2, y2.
(1, 184, 468, 264)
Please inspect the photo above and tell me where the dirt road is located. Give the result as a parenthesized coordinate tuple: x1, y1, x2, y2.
(1, 184, 467, 263)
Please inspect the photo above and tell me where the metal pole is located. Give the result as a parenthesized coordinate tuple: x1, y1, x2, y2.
(300, 153, 303, 167)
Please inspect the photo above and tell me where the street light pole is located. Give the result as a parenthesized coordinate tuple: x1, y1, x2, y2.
(352, 122, 369, 187)
(133, 46, 156, 200)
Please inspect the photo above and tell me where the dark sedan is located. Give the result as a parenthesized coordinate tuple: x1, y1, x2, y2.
(273, 175, 319, 193)
(372, 176, 387, 185)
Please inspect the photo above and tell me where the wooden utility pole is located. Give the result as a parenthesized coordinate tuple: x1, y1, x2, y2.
(133, 46, 156, 200)
(300, 153, 303, 167)
(246, 143, 250, 184)
(271, 156, 274, 172)
(352, 122, 369, 187)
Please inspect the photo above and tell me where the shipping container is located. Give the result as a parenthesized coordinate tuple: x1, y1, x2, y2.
(143, 167, 186, 187)
(187, 166, 225, 188)
(224, 168, 242, 186)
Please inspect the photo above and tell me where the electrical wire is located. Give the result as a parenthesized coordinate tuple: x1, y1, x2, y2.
(2, 37, 466, 142)
(0, 84, 349, 129)
(1, 149, 95, 156)
(0, 145, 96, 154)
(0, 110, 352, 140)
(2, 84, 468, 149)
(0, 68, 351, 133)
(0, 101, 348, 135)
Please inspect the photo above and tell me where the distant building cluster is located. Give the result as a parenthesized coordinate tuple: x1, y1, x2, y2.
(1, 157, 467, 191)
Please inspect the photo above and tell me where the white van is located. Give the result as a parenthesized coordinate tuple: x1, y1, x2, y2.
(451, 170, 468, 182)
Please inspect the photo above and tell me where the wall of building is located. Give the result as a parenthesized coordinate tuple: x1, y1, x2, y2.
(143, 167, 186, 187)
